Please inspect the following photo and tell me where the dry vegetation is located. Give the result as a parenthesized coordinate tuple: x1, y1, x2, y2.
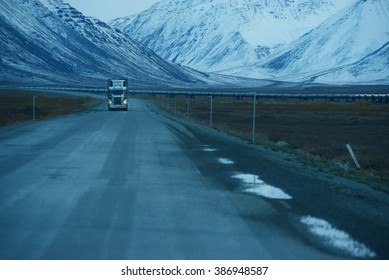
(151, 94, 389, 190)
(0, 89, 103, 126)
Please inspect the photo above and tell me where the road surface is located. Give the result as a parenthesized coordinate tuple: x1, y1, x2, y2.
(0, 98, 388, 259)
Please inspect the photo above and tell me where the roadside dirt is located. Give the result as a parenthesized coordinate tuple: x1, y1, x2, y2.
(0, 89, 104, 126)
(150, 94, 389, 191)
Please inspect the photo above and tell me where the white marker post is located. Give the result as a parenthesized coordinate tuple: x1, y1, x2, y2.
(346, 142, 361, 169)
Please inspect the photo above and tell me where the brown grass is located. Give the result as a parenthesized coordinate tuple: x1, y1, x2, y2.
(150, 94, 389, 189)
(0, 89, 103, 126)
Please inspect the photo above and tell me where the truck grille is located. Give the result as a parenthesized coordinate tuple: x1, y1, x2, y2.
(114, 97, 122, 105)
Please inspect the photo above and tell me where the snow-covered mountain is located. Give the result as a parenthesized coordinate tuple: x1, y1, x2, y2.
(110, 0, 354, 74)
(111, 0, 389, 84)
(2, 0, 387, 86)
(259, 0, 389, 84)
(0, 0, 203, 86)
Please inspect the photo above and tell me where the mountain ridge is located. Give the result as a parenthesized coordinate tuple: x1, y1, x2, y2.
(259, 0, 389, 84)
(0, 0, 205, 86)
(111, 0, 389, 84)
(110, 0, 355, 74)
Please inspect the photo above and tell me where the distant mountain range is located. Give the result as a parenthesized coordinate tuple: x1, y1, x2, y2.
(1, 0, 388, 86)
(0, 0, 206, 86)
(111, 0, 389, 85)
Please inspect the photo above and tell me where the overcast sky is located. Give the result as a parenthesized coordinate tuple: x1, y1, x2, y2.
(66, 0, 159, 22)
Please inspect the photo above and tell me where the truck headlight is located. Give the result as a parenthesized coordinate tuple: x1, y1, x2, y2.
(123, 99, 128, 104)
(108, 99, 113, 105)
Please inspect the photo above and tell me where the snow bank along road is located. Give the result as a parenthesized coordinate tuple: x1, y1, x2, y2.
(0, 99, 388, 259)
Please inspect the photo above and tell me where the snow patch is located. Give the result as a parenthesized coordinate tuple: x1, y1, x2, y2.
(301, 216, 376, 258)
(232, 173, 292, 200)
(203, 148, 217, 152)
(218, 158, 234, 165)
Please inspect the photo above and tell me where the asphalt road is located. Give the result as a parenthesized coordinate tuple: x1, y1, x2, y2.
(0, 98, 388, 260)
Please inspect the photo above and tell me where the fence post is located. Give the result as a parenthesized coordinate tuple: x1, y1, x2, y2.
(174, 96, 177, 116)
(210, 95, 213, 127)
(32, 96, 37, 121)
(252, 93, 256, 144)
(186, 95, 190, 120)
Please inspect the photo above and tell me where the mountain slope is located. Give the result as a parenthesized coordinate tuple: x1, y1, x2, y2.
(312, 41, 389, 84)
(111, 0, 354, 74)
(0, 0, 202, 86)
(260, 0, 389, 83)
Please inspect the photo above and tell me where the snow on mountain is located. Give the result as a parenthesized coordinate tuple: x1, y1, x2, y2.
(0, 0, 203, 86)
(2, 0, 386, 87)
(314, 42, 389, 84)
(110, 0, 354, 74)
(259, 0, 389, 84)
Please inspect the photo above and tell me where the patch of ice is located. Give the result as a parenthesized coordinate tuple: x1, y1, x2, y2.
(301, 216, 376, 258)
(218, 158, 234, 165)
(232, 173, 292, 200)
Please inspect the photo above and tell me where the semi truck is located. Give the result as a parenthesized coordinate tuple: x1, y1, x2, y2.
(107, 79, 128, 111)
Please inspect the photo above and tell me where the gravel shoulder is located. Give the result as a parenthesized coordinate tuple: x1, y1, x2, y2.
(148, 98, 389, 259)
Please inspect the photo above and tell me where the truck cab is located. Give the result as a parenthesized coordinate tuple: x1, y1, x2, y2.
(107, 79, 128, 111)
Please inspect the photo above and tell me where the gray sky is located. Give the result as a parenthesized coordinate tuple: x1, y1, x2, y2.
(66, 0, 159, 22)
